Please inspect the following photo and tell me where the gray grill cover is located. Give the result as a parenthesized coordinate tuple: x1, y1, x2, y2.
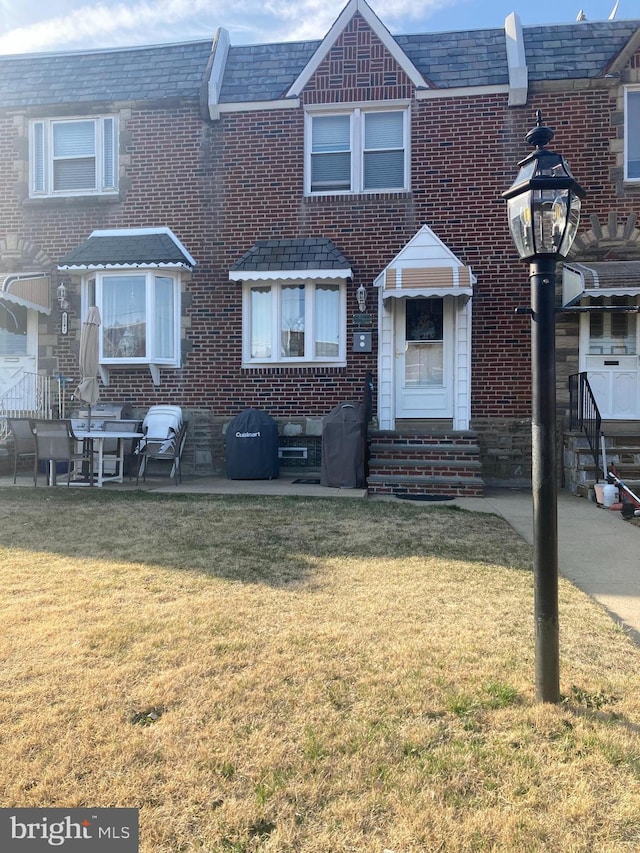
(226, 408, 279, 480)
(320, 402, 365, 488)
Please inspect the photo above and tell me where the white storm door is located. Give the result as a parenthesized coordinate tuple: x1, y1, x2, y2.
(394, 297, 453, 419)
(0, 302, 38, 407)
(582, 306, 640, 419)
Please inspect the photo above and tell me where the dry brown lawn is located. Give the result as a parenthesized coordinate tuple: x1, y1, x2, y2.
(0, 488, 639, 852)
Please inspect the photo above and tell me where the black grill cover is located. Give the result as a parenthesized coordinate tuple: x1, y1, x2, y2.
(320, 402, 365, 488)
(226, 408, 279, 479)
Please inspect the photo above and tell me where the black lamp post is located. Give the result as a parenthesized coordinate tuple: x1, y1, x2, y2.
(503, 111, 586, 703)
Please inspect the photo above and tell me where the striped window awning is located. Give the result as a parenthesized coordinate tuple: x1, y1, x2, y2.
(562, 261, 640, 306)
(376, 264, 475, 299)
(374, 224, 475, 300)
(0, 273, 51, 315)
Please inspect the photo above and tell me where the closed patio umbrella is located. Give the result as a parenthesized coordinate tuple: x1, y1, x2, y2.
(74, 305, 101, 422)
(74, 306, 101, 484)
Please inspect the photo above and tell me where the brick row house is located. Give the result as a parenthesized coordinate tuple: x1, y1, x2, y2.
(1, 0, 640, 493)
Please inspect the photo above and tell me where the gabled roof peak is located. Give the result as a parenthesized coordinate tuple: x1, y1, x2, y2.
(285, 0, 429, 97)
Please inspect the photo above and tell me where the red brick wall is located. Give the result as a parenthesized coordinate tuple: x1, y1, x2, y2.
(2, 24, 640, 429)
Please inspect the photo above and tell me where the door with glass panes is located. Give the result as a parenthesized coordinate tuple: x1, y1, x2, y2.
(0, 301, 38, 407)
(394, 297, 453, 419)
(582, 299, 640, 418)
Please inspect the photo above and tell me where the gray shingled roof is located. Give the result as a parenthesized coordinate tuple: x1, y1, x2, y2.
(219, 41, 318, 103)
(398, 20, 640, 88)
(0, 18, 638, 110)
(59, 232, 195, 269)
(231, 238, 351, 272)
(397, 28, 509, 88)
(0, 40, 212, 108)
(218, 19, 640, 102)
(522, 21, 639, 80)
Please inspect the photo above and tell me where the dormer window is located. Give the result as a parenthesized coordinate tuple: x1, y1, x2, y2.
(30, 116, 118, 198)
(305, 106, 409, 196)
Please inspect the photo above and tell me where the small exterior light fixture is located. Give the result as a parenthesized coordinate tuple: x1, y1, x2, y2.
(502, 112, 586, 704)
(56, 281, 69, 311)
(356, 284, 367, 313)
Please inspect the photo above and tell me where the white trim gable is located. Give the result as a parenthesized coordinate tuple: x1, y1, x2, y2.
(374, 225, 474, 431)
(286, 0, 429, 99)
(373, 224, 476, 297)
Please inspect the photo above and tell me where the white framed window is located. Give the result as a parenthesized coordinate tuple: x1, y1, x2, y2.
(83, 271, 180, 367)
(625, 88, 640, 181)
(30, 116, 118, 198)
(243, 280, 346, 365)
(305, 105, 409, 195)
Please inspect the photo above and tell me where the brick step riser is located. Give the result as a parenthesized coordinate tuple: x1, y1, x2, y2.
(369, 459, 479, 477)
(371, 440, 478, 450)
(370, 450, 479, 461)
(366, 430, 484, 497)
(368, 480, 483, 497)
(370, 442, 480, 460)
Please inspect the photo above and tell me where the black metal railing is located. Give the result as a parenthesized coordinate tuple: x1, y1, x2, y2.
(568, 371, 602, 479)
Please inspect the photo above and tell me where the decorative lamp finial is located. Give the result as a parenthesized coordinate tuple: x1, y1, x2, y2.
(525, 111, 555, 149)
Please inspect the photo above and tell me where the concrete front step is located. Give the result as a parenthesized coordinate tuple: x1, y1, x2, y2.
(576, 480, 640, 501)
(563, 427, 640, 495)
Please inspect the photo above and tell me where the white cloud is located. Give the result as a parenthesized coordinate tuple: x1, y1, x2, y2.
(0, 0, 454, 55)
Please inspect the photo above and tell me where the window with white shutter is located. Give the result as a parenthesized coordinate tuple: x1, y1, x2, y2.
(30, 116, 118, 198)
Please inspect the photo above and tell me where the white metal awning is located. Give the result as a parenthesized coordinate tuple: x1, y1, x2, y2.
(0, 273, 51, 314)
(229, 268, 351, 283)
(562, 261, 640, 306)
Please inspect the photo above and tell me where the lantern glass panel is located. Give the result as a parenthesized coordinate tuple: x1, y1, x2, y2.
(559, 192, 582, 258)
(507, 192, 534, 259)
(532, 188, 568, 254)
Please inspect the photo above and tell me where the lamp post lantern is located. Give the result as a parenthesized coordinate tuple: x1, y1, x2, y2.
(503, 111, 586, 703)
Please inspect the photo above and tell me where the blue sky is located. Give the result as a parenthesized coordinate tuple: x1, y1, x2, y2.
(0, 0, 632, 55)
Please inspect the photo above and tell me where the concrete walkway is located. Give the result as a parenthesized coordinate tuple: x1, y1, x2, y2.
(456, 489, 640, 643)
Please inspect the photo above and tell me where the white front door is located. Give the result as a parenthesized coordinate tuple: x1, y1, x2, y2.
(394, 297, 454, 419)
(582, 302, 640, 419)
(0, 301, 38, 407)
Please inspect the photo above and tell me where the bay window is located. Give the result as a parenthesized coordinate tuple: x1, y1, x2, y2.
(244, 280, 345, 364)
(30, 116, 118, 197)
(307, 106, 409, 195)
(84, 272, 180, 366)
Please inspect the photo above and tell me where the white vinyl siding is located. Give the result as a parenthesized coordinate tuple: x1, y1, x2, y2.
(30, 116, 118, 197)
(243, 281, 346, 365)
(306, 106, 409, 195)
(626, 89, 640, 181)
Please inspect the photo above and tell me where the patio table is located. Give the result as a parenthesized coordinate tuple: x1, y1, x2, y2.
(72, 429, 143, 487)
